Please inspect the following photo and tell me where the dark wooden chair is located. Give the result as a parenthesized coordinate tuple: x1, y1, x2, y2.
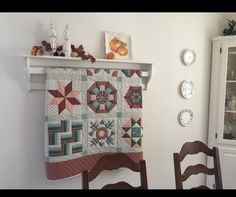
(82, 153, 148, 189)
(173, 141, 223, 189)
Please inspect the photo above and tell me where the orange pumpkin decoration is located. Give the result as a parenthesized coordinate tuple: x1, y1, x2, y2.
(109, 37, 122, 53)
(117, 44, 128, 56)
(107, 52, 115, 59)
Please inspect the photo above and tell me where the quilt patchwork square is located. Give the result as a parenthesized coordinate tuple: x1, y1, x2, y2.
(47, 119, 83, 158)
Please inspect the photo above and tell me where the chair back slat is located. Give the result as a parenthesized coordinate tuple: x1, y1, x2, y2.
(191, 185, 210, 189)
(179, 141, 214, 162)
(88, 153, 140, 182)
(182, 164, 215, 182)
(102, 182, 142, 189)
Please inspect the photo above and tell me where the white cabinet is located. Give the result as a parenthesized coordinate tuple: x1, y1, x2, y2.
(207, 35, 236, 189)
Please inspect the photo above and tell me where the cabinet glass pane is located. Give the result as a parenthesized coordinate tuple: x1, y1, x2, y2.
(224, 47, 236, 140)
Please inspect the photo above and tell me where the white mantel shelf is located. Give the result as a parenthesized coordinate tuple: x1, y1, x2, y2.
(25, 55, 153, 91)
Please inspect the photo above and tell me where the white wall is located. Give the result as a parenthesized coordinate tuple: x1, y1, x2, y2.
(0, 13, 224, 189)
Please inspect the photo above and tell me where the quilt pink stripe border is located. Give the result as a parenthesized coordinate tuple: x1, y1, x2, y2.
(46, 152, 143, 180)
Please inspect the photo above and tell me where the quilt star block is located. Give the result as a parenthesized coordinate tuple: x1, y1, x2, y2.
(48, 81, 81, 114)
(121, 117, 143, 148)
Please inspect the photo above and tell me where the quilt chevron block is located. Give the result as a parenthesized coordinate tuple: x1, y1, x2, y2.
(44, 67, 143, 180)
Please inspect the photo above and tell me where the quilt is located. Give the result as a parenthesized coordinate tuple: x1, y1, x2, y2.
(44, 68, 143, 180)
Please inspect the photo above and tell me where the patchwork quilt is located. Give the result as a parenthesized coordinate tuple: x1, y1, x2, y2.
(44, 68, 143, 180)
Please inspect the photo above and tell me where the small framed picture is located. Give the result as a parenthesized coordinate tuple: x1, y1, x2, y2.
(105, 31, 132, 60)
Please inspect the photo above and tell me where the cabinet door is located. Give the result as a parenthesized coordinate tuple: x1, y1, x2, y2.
(219, 148, 236, 189)
(218, 42, 236, 145)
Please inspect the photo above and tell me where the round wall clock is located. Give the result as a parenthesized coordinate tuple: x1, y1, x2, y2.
(179, 109, 193, 127)
(183, 49, 196, 66)
(181, 80, 194, 99)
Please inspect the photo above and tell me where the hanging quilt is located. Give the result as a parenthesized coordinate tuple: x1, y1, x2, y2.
(44, 68, 143, 180)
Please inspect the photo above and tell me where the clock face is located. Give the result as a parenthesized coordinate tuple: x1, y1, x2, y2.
(183, 49, 196, 66)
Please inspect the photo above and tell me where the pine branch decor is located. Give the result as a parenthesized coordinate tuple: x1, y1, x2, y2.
(223, 19, 236, 36)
